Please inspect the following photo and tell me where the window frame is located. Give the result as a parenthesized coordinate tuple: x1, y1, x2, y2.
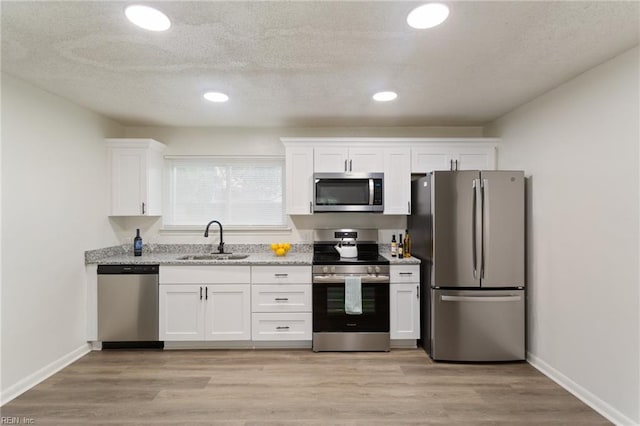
(161, 155, 288, 232)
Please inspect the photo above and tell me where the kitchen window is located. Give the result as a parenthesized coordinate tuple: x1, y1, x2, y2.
(164, 157, 285, 227)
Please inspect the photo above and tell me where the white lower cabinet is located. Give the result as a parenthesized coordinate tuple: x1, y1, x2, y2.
(390, 265, 421, 340)
(159, 266, 251, 342)
(252, 313, 312, 341)
(250, 265, 312, 341)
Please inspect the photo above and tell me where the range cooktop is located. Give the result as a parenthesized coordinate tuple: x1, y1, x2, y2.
(312, 242, 389, 266)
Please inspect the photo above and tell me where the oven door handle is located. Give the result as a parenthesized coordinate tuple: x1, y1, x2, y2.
(313, 275, 390, 284)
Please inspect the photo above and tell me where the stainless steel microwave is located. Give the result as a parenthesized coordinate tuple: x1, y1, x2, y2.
(313, 173, 384, 212)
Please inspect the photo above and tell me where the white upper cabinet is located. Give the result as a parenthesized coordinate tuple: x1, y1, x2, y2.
(106, 138, 166, 216)
(411, 140, 497, 173)
(314, 147, 383, 173)
(282, 138, 499, 216)
(383, 147, 411, 215)
(285, 146, 314, 215)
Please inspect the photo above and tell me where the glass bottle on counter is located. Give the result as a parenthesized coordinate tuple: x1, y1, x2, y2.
(134, 228, 143, 256)
(398, 233, 404, 258)
(403, 229, 411, 258)
(391, 234, 397, 257)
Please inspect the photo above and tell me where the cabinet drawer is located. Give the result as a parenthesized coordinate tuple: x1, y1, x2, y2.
(160, 265, 251, 284)
(251, 313, 312, 341)
(390, 265, 420, 283)
(251, 285, 311, 313)
(251, 265, 311, 284)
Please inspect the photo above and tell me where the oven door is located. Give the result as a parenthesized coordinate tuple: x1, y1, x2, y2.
(312, 280, 389, 332)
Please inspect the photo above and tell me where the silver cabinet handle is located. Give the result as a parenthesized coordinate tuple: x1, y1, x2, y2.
(399, 272, 413, 276)
(142, 202, 146, 215)
(442, 295, 521, 302)
(309, 201, 313, 213)
(417, 285, 419, 299)
(344, 159, 347, 172)
(276, 326, 290, 330)
(455, 160, 459, 170)
(205, 287, 208, 300)
(274, 273, 289, 277)
(349, 159, 353, 172)
(274, 297, 289, 301)
(408, 201, 411, 214)
(450, 159, 454, 170)
(200, 286, 203, 300)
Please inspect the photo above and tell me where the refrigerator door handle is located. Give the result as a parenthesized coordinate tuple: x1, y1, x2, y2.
(472, 179, 478, 279)
(441, 295, 522, 302)
(481, 178, 488, 279)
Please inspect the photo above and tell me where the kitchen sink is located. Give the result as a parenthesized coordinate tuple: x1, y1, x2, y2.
(177, 253, 250, 260)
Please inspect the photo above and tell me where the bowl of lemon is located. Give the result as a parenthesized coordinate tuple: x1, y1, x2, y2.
(270, 242, 291, 257)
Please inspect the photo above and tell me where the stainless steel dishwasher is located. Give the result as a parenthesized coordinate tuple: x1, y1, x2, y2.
(97, 264, 160, 345)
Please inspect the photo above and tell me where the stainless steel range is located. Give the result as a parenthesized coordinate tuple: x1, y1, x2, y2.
(312, 229, 390, 352)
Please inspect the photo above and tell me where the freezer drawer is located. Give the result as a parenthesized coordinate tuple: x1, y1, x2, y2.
(431, 289, 524, 361)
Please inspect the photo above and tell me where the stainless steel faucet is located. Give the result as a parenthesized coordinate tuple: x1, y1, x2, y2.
(204, 220, 225, 253)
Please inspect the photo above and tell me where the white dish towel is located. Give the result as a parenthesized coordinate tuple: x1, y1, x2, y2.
(344, 275, 363, 315)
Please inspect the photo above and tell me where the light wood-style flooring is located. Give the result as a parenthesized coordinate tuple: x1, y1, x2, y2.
(2, 349, 609, 425)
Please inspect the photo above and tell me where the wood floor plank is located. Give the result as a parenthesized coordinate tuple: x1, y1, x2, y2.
(1, 348, 610, 425)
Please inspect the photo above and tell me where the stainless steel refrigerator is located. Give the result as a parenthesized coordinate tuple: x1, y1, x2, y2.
(408, 170, 525, 362)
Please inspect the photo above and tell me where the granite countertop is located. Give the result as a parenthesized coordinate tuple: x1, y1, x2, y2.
(86, 244, 419, 266)
(93, 252, 313, 266)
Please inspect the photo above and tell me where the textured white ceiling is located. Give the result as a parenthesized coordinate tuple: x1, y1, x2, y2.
(2, 1, 638, 127)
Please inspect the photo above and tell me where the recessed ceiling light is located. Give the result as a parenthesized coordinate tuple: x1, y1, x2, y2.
(125, 5, 171, 31)
(407, 3, 450, 29)
(373, 91, 398, 102)
(203, 92, 229, 103)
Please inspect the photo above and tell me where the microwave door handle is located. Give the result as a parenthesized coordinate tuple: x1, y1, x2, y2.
(369, 179, 374, 205)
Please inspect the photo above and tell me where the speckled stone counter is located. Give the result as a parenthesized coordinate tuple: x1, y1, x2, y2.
(86, 244, 313, 266)
(380, 252, 421, 265)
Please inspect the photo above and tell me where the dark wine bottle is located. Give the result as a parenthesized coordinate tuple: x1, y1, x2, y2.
(134, 228, 143, 256)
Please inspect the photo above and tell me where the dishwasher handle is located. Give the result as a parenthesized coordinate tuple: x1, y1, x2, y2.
(97, 264, 159, 274)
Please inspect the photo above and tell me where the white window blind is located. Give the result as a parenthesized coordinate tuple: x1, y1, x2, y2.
(164, 157, 285, 227)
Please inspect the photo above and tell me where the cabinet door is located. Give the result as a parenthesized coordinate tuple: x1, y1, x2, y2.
(107, 139, 165, 216)
(390, 283, 420, 339)
(159, 285, 205, 341)
(285, 147, 314, 215)
(411, 146, 454, 173)
(204, 284, 251, 341)
(348, 148, 384, 172)
(383, 147, 411, 215)
(455, 147, 496, 170)
(314, 147, 348, 172)
(109, 148, 147, 216)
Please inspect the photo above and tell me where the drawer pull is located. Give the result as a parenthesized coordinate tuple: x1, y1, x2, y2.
(274, 273, 289, 277)
(399, 272, 413, 276)
(274, 297, 289, 301)
(276, 326, 290, 330)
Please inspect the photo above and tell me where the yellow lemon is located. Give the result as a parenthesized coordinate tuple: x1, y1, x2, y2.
(270, 243, 278, 251)
(278, 243, 285, 249)
(276, 248, 286, 256)
(283, 243, 291, 251)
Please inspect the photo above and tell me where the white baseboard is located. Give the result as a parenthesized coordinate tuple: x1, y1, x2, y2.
(527, 352, 638, 426)
(0, 343, 91, 406)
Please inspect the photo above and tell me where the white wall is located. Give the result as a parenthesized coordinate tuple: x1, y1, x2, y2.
(485, 47, 639, 425)
(116, 125, 484, 246)
(1, 73, 122, 403)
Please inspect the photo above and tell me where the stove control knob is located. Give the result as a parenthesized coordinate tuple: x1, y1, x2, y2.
(374, 266, 381, 275)
(322, 266, 329, 274)
(367, 266, 373, 275)
(330, 266, 336, 274)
